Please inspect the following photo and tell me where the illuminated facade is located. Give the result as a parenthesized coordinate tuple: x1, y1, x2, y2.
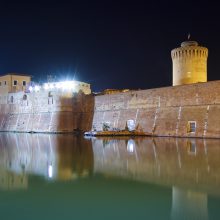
(0, 73, 31, 94)
(171, 41, 208, 86)
(0, 73, 91, 95)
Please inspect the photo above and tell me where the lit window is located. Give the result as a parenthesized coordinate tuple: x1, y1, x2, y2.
(13, 80, 18, 86)
(23, 81, 26, 86)
(187, 121, 196, 133)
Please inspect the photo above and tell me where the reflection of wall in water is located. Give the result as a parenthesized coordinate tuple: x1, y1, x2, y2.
(57, 136, 93, 180)
(0, 133, 94, 189)
(0, 169, 27, 190)
(0, 133, 58, 179)
(92, 137, 220, 195)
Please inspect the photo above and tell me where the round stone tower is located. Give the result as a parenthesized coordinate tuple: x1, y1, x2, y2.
(171, 40, 208, 86)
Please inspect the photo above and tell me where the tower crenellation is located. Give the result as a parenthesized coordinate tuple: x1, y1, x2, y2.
(171, 40, 208, 86)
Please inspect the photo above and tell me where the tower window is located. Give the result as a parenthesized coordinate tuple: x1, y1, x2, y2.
(187, 121, 196, 133)
(23, 81, 26, 86)
(4, 81, 7, 85)
(13, 80, 18, 86)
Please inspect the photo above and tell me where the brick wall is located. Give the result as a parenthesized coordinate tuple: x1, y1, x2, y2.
(0, 90, 94, 133)
(0, 80, 220, 136)
(93, 80, 220, 138)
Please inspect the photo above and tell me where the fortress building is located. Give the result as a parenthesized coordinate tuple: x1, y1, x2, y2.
(171, 40, 208, 86)
(89, 39, 220, 138)
(0, 39, 220, 138)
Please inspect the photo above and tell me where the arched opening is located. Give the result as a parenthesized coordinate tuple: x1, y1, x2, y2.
(23, 94, 27, 100)
(23, 94, 28, 106)
(48, 91, 53, 97)
(48, 91, 53, 104)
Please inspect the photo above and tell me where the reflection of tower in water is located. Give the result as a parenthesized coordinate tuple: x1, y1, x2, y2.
(171, 187, 208, 220)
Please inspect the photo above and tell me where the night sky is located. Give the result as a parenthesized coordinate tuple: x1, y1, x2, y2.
(0, 1, 219, 91)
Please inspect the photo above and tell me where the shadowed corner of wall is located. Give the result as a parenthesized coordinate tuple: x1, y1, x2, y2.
(55, 91, 95, 134)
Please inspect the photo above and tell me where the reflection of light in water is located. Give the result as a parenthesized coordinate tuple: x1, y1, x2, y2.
(48, 164, 53, 178)
(127, 139, 135, 153)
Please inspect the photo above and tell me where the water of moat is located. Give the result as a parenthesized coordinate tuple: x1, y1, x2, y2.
(0, 133, 220, 220)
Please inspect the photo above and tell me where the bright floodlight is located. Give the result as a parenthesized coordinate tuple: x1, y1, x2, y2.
(55, 83, 61, 89)
(43, 81, 76, 91)
(29, 86, 33, 92)
(61, 81, 76, 90)
(44, 83, 49, 90)
(34, 85, 40, 92)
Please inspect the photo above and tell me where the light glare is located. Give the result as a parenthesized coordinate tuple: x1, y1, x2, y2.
(44, 84, 49, 90)
(34, 85, 40, 92)
(42, 81, 77, 91)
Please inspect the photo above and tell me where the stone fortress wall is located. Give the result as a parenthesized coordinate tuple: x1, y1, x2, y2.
(0, 90, 94, 133)
(0, 80, 220, 138)
(92, 80, 220, 138)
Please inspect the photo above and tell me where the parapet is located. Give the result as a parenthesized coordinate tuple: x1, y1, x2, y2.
(171, 41, 208, 60)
